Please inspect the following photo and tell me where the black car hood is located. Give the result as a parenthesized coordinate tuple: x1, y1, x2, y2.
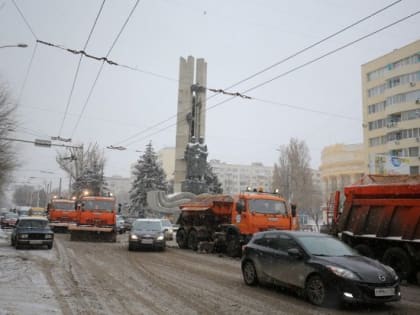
(314, 255, 394, 283)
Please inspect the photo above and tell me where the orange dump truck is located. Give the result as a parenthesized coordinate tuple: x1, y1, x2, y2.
(176, 189, 298, 257)
(68, 195, 117, 242)
(47, 198, 77, 232)
(333, 175, 420, 283)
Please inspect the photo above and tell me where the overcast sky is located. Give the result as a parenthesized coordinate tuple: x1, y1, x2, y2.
(1, 0, 420, 191)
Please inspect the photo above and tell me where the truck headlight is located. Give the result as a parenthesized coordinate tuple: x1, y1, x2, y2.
(157, 235, 164, 241)
(130, 234, 138, 240)
(19, 234, 28, 239)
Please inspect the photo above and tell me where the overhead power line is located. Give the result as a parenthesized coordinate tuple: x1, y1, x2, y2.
(11, 0, 38, 39)
(17, 41, 39, 102)
(57, 0, 107, 137)
(110, 1, 403, 147)
(114, 9, 420, 148)
(69, 0, 142, 140)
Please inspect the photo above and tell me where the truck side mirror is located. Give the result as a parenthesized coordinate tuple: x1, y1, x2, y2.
(118, 203, 122, 214)
(291, 204, 297, 217)
(236, 202, 244, 213)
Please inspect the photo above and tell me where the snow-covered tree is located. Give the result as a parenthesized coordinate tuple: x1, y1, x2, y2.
(129, 142, 167, 217)
(204, 163, 223, 194)
(57, 143, 107, 197)
(0, 84, 17, 198)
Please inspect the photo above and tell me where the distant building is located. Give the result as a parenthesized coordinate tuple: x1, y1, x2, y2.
(319, 143, 365, 204)
(362, 39, 420, 175)
(105, 175, 131, 204)
(209, 160, 273, 194)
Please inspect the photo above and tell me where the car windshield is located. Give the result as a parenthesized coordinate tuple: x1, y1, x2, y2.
(132, 221, 162, 231)
(248, 199, 287, 215)
(83, 200, 114, 212)
(52, 202, 75, 211)
(161, 219, 172, 228)
(19, 220, 48, 228)
(297, 235, 358, 257)
(5, 213, 18, 219)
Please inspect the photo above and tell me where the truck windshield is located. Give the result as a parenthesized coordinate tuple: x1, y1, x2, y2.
(52, 202, 75, 211)
(83, 201, 114, 212)
(248, 199, 287, 215)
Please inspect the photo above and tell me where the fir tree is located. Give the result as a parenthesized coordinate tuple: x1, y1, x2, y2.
(204, 162, 223, 194)
(129, 142, 167, 217)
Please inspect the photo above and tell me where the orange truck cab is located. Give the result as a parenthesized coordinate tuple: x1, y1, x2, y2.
(47, 198, 77, 232)
(68, 195, 117, 242)
(176, 188, 298, 257)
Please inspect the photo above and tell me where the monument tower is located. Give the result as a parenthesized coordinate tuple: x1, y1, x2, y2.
(174, 56, 207, 193)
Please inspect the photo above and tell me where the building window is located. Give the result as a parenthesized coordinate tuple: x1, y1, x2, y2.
(409, 147, 419, 157)
(410, 166, 419, 175)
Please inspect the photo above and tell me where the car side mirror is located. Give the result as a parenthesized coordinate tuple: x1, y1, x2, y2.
(287, 248, 303, 259)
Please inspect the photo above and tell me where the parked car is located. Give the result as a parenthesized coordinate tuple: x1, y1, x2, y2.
(116, 215, 126, 234)
(1, 212, 19, 229)
(123, 217, 136, 231)
(11, 216, 54, 249)
(241, 231, 401, 307)
(160, 218, 174, 240)
(128, 219, 166, 251)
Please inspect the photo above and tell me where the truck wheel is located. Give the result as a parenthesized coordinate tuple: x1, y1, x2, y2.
(382, 247, 413, 281)
(176, 228, 188, 249)
(354, 244, 374, 258)
(226, 234, 241, 257)
(187, 229, 198, 251)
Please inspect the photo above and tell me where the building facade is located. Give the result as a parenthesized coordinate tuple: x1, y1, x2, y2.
(209, 160, 273, 194)
(362, 39, 420, 175)
(157, 147, 175, 182)
(319, 143, 365, 203)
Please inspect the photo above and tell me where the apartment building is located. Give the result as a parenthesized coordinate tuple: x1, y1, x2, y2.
(362, 39, 420, 175)
(209, 160, 273, 194)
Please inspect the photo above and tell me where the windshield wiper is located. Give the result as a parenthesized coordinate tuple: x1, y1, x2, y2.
(312, 254, 330, 257)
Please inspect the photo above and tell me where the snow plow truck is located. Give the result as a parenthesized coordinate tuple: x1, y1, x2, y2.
(326, 175, 420, 283)
(68, 194, 117, 242)
(176, 188, 298, 257)
(47, 198, 77, 232)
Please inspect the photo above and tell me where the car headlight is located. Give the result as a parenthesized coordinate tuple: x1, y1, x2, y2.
(327, 265, 360, 280)
(130, 234, 138, 240)
(19, 234, 28, 239)
(45, 234, 53, 239)
(157, 235, 164, 241)
(383, 264, 399, 281)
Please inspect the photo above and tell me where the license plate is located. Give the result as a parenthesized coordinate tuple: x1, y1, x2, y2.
(29, 240, 43, 244)
(268, 218, 278, 222)
(141, 239, 153, 244)
(374, 287, 395, 296)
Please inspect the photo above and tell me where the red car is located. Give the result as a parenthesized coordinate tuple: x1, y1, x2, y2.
(1, 212, 19, 229)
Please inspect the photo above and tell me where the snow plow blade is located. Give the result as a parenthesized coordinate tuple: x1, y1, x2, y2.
(69, 225, 117, 242)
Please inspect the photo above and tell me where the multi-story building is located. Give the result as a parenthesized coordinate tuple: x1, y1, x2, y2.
(362, 39, 420, 175)
(319, 143, 365, 203)
(209, 160, 273, 194)
(157, 147, 175, 181)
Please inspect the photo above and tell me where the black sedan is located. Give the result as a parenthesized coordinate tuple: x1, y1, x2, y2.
(128, 219, 166, 251)
(241, 231, 400, 307)
(11, 217, 54, 249)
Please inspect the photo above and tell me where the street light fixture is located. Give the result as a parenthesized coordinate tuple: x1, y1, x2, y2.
(0, 43, 28, 49)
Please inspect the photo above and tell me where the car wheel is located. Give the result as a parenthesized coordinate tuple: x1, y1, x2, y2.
(128, 243, 135, 251)
(382, 247, 413, 281)
(47, 244, 53, 250)
(242, 260, 258, 286)
(187, 229, 198, 251)
(305, 275, 327, 306)
(176, 228, 188, 249)
(11, 237, 15, 247)
(354, 244, 374, 258)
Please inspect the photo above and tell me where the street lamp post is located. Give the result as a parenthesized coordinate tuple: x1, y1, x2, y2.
(0, 43, 28, 49)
